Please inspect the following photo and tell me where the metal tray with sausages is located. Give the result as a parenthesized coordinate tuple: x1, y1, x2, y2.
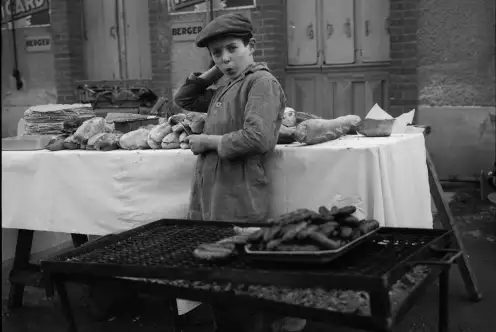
(244, 227, 380, 264)
(242, 206, 381, 264)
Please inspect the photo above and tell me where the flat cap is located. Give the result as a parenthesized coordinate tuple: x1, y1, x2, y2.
(195, 13, 253, 48)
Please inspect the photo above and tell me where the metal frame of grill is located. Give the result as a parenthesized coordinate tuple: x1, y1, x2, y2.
(42, 219, 462, 332)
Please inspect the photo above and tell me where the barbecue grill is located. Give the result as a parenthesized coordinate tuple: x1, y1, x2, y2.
(42, 219, 462, 332)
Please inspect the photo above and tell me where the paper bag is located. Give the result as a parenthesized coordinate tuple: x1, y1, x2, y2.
(365, 104, 416, 134)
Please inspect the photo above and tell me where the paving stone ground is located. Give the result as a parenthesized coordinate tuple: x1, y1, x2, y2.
(2, 184, 495, 332)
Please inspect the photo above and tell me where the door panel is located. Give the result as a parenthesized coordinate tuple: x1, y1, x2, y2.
(83, 0, 121, 80)
(285, 74, 322, 116)
(334, 79, 353, 117)
(322, 0, 355, 64)
(123, 0, 152, 79)
(357, 0, 390, 62)
(287, 0, 318, 65)
(303, 72, 389, 119)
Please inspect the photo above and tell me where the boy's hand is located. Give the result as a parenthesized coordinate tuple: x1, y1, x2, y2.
(184, 135, 222, 155)
(199, 65, 224, 83)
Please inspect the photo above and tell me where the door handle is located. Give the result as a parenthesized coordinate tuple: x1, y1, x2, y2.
(307, 22, 314, 40)
(385, 17, 391, 35)
(344, 18, 352, 38)
(327, 21, 334, 38)
(288, 21, 295, 40)
(110, 26, 117, 39)
(365, 20, 371, 36)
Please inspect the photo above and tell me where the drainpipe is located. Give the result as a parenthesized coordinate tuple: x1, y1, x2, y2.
(209, 0, 214, 22)
(10, 5, 23, 90)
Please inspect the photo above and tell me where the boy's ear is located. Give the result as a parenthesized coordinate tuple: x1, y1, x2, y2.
(248, 38, 256, 54)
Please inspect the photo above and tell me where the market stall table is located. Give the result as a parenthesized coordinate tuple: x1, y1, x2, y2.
(2, 133, 433, 235)
(2, 133, 434, 308)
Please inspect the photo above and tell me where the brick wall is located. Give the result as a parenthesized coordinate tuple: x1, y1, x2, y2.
(51, 0, 85, 104)
(52, 0, 424, 115)
(388, 0, 420, 118)
(251, 0, 287, 87)
(51, 0, 171, 104)
(149, 0, 171, 99)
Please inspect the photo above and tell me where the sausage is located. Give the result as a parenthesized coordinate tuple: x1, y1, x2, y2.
(193, 243, 235, 260)
(318, 206, 331, 215)
(247, 229, 264, 243)
(308, 232, 342, 250)
(296, 225, 320, 240)
(358, 219, 380, 235)
(263, 225, 282, 242)
(266, 239, 284, 251)
(271, 209, 309, 225)
(340, 226, 353, 238)
(281, 222, 308, 241)
(351, 228, 362, 241)
(335, 206, 357, 216)
(343, 215, 360, 226)
(336, 215, 360, 227)
(319, 222, 339, 237)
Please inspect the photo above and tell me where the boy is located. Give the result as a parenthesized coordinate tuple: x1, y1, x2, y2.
(175, 12, 306, 332)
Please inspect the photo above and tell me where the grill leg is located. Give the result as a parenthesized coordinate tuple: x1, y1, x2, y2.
(54, 278, 78, 332)
(165, 298, 182, 332)
(438, 268, 450, 332)
(8, 229, 34, 309)
(427, 151, 482, 301)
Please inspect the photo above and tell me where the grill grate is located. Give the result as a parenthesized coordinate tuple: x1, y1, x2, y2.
(61, 224, 447, 277)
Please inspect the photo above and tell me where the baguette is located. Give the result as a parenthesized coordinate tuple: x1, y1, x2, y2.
(293, 115, 361, 145)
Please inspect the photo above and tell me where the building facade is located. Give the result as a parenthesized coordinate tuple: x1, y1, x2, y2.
(2, 0, 495, 180)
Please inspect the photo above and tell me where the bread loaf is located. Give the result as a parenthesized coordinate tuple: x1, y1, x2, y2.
(278, 125, 296, 144)
(147, 123, 172, 149)
(293, 115, 361, 145)
(73, 117, 107, 143)
(119, 128, 151, 150)
(94, 133, 122, 151)
(161, 132, 181, 149)
(282, 107, 297, 127)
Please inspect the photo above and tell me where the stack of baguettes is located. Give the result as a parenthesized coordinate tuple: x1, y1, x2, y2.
(23, 104, 96, 136)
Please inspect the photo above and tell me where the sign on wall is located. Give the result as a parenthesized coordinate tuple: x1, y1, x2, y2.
(1, 0, 50, 28)
(172, 0, 205, 11)
(172, 21, 204, 42)
(25, 35, 51, 52)
(169, 0, 255, 14)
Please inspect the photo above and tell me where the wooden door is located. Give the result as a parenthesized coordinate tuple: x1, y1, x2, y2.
(285, 73, 323, 116)
(357, 0, 390, 62)
(122, 0, 152, 79)
(83, 0, 121, 80)
(322, 0, 355, 65)
(287, 0, 319, 65)
(323, 74, 388, 119)
(82, 0, 152, 80)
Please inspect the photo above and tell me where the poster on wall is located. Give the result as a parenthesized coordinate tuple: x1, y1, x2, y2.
(169, 0, 255, 14)
(1, 0, 51, 29)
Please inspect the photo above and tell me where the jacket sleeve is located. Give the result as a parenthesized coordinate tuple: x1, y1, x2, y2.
(173, 73, 217, 113)
(218, 78, 286, 159)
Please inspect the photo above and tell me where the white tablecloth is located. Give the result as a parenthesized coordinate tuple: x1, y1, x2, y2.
(2, 133, 432, 235)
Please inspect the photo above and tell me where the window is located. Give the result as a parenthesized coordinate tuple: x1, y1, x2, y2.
(287, 0, 390, 66)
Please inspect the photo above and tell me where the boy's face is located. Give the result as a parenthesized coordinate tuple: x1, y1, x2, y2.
(208, 36, 255, 79)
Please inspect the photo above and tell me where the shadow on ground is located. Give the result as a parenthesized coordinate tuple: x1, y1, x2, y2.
(2, 184, 495, 332)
